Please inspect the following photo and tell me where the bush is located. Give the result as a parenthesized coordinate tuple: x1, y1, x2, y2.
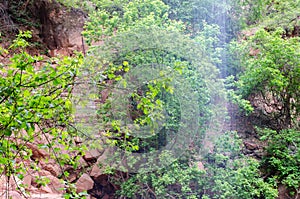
(260, 128, 300, 197)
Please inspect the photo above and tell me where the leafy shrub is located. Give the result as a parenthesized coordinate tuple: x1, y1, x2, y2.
(115, 132, 278, 199)
(260, 128, 300, 197)
(202, 131, 277, 199)
(0, 31, 84, 197)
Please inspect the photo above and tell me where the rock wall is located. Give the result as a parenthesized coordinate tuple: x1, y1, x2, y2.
(31, 0, 87, 55)
(0, 1, 18, 33)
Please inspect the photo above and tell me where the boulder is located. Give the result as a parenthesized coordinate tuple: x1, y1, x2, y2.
(96, 148, 109, 164)
(278, 184, 290, 199)
(26, 143, 50, 160)
(22, 175, 32, 190)
(39, 160, 62, 177)
(0, 191, 23, 199)
(84, 149, 101, 162)
(31, 193, 64, 199)
(40, 185, 53, 193)
(0, 175, 25, 194)
(37, 170, 65, 194)
(75, 173, 94, 193)
(196, 161, 205, 171)
(243, 141, 258, 150)
(48, 175, 65, 194)
(102, 194, 110, 199)
(90, 164, 108, 186)
(90, 164, 102, 178)
(79, 156, 89, 168)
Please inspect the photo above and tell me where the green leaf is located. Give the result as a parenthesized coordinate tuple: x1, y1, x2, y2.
(3, 129, 12, 136)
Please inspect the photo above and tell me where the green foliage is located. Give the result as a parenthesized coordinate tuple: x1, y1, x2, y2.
(63, 182, 89, 199)
(260, 128, 300, 196)
(227, 0, 300, 197)
(3, 0, 299, 198)
(162, 0, 250, 40)
(259, 0, 300, 33)
(225, 76, 254, 115)
(82, 0, 183, 45)
(208, 158, 277, 199)
(116, 132, 277, 198)
(238, 28, 300, 95)
(79, 2, 241, 198)
(84, 24, 225, 153)
(81, 0, 226, 154)
(0, 31, 84, 195)
(194, 22, 222, 64)
(238, 0, 267, 25)
(236, 28, 300, 127)
(203, 132, 277, 199)
(118, 160, 205, 199)
(57, 0, 295, 198)
(221, 0, 299, 29)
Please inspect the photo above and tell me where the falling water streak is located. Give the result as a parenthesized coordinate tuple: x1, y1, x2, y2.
(200, 0, 231, 156)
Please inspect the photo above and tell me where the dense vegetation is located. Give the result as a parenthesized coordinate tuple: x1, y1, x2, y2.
(0, 0, 299, 198)
(0, 30, 85, 196)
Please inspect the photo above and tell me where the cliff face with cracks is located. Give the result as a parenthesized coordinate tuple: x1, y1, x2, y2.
(2, 0, 87, 55)
(32, 0, 87, 52)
